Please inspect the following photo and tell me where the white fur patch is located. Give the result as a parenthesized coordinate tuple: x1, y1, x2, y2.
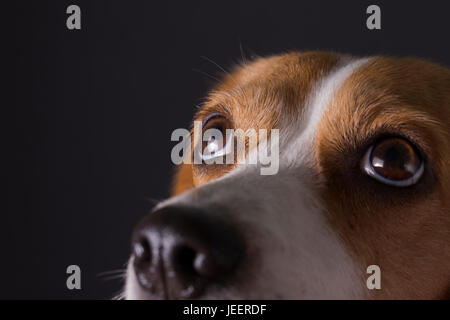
(284, 57, 371, 167)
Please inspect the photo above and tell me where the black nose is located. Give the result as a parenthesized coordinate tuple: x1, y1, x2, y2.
(131, 206, 244, 299)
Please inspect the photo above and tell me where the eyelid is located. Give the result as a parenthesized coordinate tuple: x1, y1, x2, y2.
(202, 113, 227, 127)
(361, 130, 428, 163)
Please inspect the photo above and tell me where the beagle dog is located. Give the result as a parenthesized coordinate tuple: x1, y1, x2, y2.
(125, 51, 450, 299)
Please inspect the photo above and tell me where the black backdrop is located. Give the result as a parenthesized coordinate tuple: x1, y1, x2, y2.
(8, 0, 450, 299)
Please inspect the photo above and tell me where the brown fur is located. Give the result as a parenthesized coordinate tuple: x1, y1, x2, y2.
(317, 57, 450, 299)
(172, 52, 450, 298)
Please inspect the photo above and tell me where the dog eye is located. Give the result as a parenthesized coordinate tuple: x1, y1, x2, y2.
(199, 114, 233, 161)
(361, 137, 424, 187)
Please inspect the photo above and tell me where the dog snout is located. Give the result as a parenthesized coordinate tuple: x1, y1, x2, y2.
(131, 205, 244, 299)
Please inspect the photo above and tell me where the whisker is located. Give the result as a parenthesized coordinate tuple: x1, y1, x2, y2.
(239, 39, 248, 65)
(98, 268, 127, 284)
(200, 55, 231, 76)
(112, 291, 126, 300)
(200, 55, 251, 109)
(144, 197, 162, 206)
(98, 269, 126, 277)
(101, 274, 126, 282)
(192, 68, 221, 82)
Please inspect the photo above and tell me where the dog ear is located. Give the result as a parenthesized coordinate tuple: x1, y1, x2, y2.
(171, 164, 194, 196)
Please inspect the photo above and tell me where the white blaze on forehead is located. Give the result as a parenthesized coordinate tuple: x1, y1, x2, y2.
(283, 57, 371, 167)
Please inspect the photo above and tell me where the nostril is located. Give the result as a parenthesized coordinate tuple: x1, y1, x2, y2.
(172, 246, 197, 277)
(133, 237, 151, 264)
(172, 245, 228, 279)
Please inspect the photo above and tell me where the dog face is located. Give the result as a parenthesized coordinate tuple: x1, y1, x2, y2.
(125, 52, 450, 299)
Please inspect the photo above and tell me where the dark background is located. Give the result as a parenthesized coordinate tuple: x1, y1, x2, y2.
(7, 0, 450, 299)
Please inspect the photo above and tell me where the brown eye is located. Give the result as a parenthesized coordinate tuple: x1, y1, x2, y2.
(198, 114, 233, 162)
(361, 137, 424, 187)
